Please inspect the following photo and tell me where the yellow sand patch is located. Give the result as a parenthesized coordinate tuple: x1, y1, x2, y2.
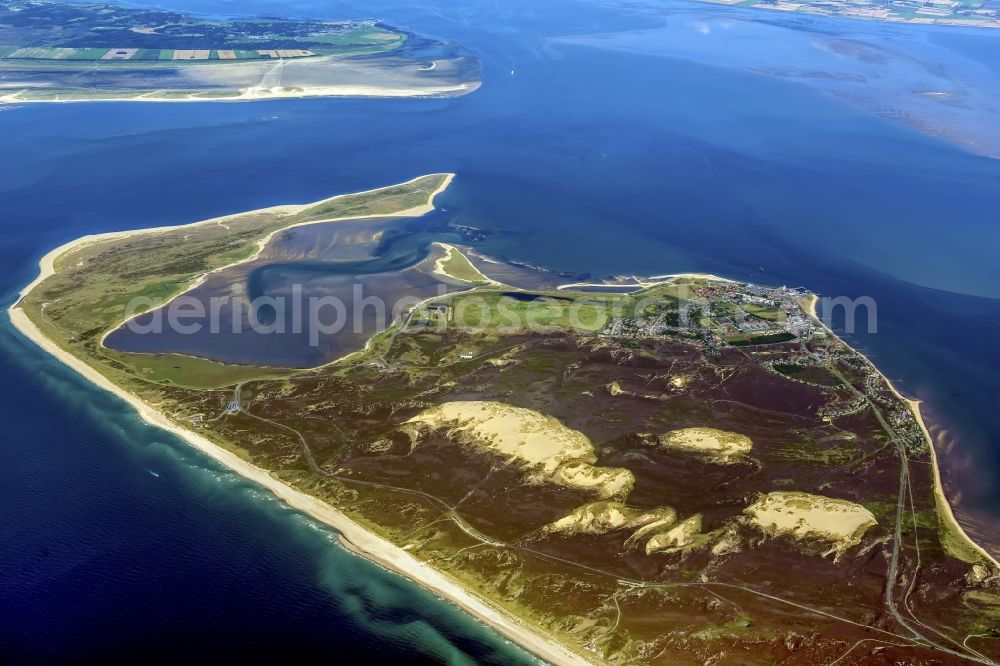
(658, 427, 752, 459)
(644, 514, 702, 554)
(406, 401, 633, 498)
(544, 501, 636, 535)
(623, 508, 678, 549)
(546, 502, 677, 538)
(745, 491, 876, 557)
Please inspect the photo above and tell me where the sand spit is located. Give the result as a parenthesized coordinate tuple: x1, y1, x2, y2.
(0, 81, 481, 105)
(96, 174, 454, 349)
(405, 401, 633, 498)
(430, 242, 498, 284)
(17, 173, 455, 308)
(745, 491, 876, 557)
(658, 427, 752, 460)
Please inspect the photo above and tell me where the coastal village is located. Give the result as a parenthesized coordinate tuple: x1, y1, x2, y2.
(403, 272, 930, 462)
(595, 278, 929, 457)
(600, 281, 815, 348)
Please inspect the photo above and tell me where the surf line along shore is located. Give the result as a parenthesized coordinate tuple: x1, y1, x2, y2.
(805, 295, 999, 568)
(6, 174, 591, 666)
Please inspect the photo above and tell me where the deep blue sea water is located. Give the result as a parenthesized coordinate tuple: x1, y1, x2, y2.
(3, 0, 1000, 660)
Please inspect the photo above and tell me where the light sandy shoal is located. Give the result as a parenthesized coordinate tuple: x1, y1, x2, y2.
(6, 306, 590, 666)
(804, 295, 999, 567)
(658, 427, 752, 457)
(556, 272, 737, 291)
(745, 491, 876, 547)
(0, 81, 480, 105)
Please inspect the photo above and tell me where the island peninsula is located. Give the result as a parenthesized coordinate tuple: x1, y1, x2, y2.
(10, 174, 1000, 665)
(0, 0, 480, 102)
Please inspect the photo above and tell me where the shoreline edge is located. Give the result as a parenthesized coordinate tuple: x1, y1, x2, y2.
(6, 179, 591, 666)
(8, 207, 997, 663)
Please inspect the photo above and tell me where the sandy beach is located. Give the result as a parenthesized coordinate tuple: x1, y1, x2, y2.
(0, 82, 480, 106)
(804, 295, 999, 568)
(8, 253, 589, 666)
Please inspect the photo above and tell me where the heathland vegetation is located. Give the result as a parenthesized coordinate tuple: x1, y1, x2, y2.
(12, 175, 1000, 665)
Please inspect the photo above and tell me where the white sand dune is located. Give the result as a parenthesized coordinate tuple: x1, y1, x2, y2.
(657, 427, 752, 460)
(745, 491, 876, 557)
(406, 401, 633, 498)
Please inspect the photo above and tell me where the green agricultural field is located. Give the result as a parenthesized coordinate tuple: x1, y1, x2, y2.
(310, 25, 406, 53)
(744, 302, 787, 322)
(447, 291, 620, 333)
(130, 48, 160, 60)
